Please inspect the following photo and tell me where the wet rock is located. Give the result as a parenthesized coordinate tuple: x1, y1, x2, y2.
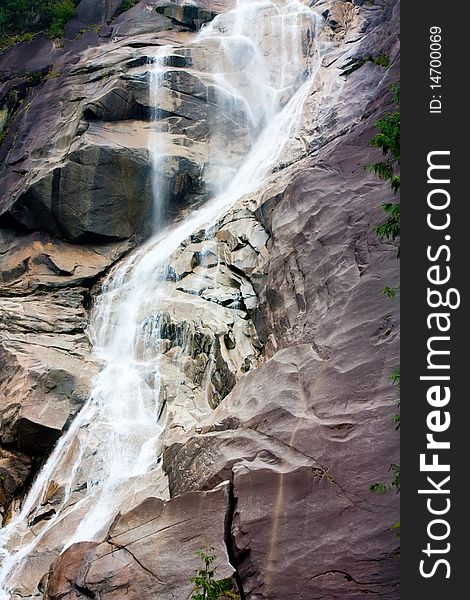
(45, 483, 235, 600)
(134, 281, 261, 438)
(0, 327, 97, 455)
(0, 229, 128, 457)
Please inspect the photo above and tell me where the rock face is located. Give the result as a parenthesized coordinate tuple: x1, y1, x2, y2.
(0, 0, 400, 599)
(0, 449, 31, 522)
(45, 483, 235, 600)
(0, 228, 130, 462)
(0, 0, 249, 244)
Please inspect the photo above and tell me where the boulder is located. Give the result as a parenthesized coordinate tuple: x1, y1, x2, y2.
(11, 144, 154, 242)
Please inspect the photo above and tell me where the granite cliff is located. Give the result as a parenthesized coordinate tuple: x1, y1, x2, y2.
(0, 1, 400, 598)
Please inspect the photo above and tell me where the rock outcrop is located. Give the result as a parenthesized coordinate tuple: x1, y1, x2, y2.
(0, 449, 31, 524)
(0, 228, 131, 462)
(0, 0, 400, 598)
(45, 483, 235, 600)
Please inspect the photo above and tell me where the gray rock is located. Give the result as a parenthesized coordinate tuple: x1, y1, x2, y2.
(76, 0, 123, 25)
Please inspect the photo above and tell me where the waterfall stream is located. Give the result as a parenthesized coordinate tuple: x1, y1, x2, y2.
(0, 2, 331, 596)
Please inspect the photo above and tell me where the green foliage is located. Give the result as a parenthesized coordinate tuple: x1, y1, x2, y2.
(369, 464, 400, 494)
(391, 521, 400, 538)
(390, 175, 400, 192)
(119, 0, 139, 12)
(389, 367, 400, 388)
(365, 82, 400, 184)
(369, 482, 390, 494)
(341, 53, 391, 76)
(43, 0, 75, 38)
(370, 111, 400, 162)
(74, 23, 101, 39)
(0, 0, 36, 35)
(374, 203, 400, 241)
(0, 31, 34, 48)
(0, 0, 76, 43)
(389, 463, 400, 492)
(365, 160, 393, 181)
(25, 70, 44, 86)
(369, 367, 400, 501)
(383, 286, 398, 299)
(392, 82, 400, 104)
(364, 83, 400, 256)
(372, 53, 391, 68)
(190, 548, 238, 600)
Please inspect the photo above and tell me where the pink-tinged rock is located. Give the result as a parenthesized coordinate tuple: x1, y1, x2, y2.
(45, 483, 237, 600)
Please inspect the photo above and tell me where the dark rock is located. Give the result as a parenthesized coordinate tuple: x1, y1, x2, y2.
(10, 146, 153, 242)
(0, 447, 31, 516)
(154, 0, 218, 30)
(110, 1, 174, 38)
(76, 0, 123, 25)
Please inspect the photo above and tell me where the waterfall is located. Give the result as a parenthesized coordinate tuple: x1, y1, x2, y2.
(0, 1, 328, 596)
(149, 47, 171, 231)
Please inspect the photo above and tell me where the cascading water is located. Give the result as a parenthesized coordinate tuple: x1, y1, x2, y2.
(0, 1, 332, 596)
(148, 46, 171, 231)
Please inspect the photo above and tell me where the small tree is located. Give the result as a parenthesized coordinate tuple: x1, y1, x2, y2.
(190, 548, 238, 600)
(365, 83, 400, 252)
(369, 367, 400, 537)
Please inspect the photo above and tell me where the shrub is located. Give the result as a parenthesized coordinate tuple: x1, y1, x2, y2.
(190, 548, 238, 600)
(374, 203, 400, 241)
(372, 53, 391, 68)
(365, 83, 400, 249)
(43, 0, 76, 38)
(0, 0, 76, 43)
(117, 0, 140, 15)
(369, 110, 400, 162)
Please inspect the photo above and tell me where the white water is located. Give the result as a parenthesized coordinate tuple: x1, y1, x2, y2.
(148, 46, 172, 230)
(0, 1, 326, 596)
